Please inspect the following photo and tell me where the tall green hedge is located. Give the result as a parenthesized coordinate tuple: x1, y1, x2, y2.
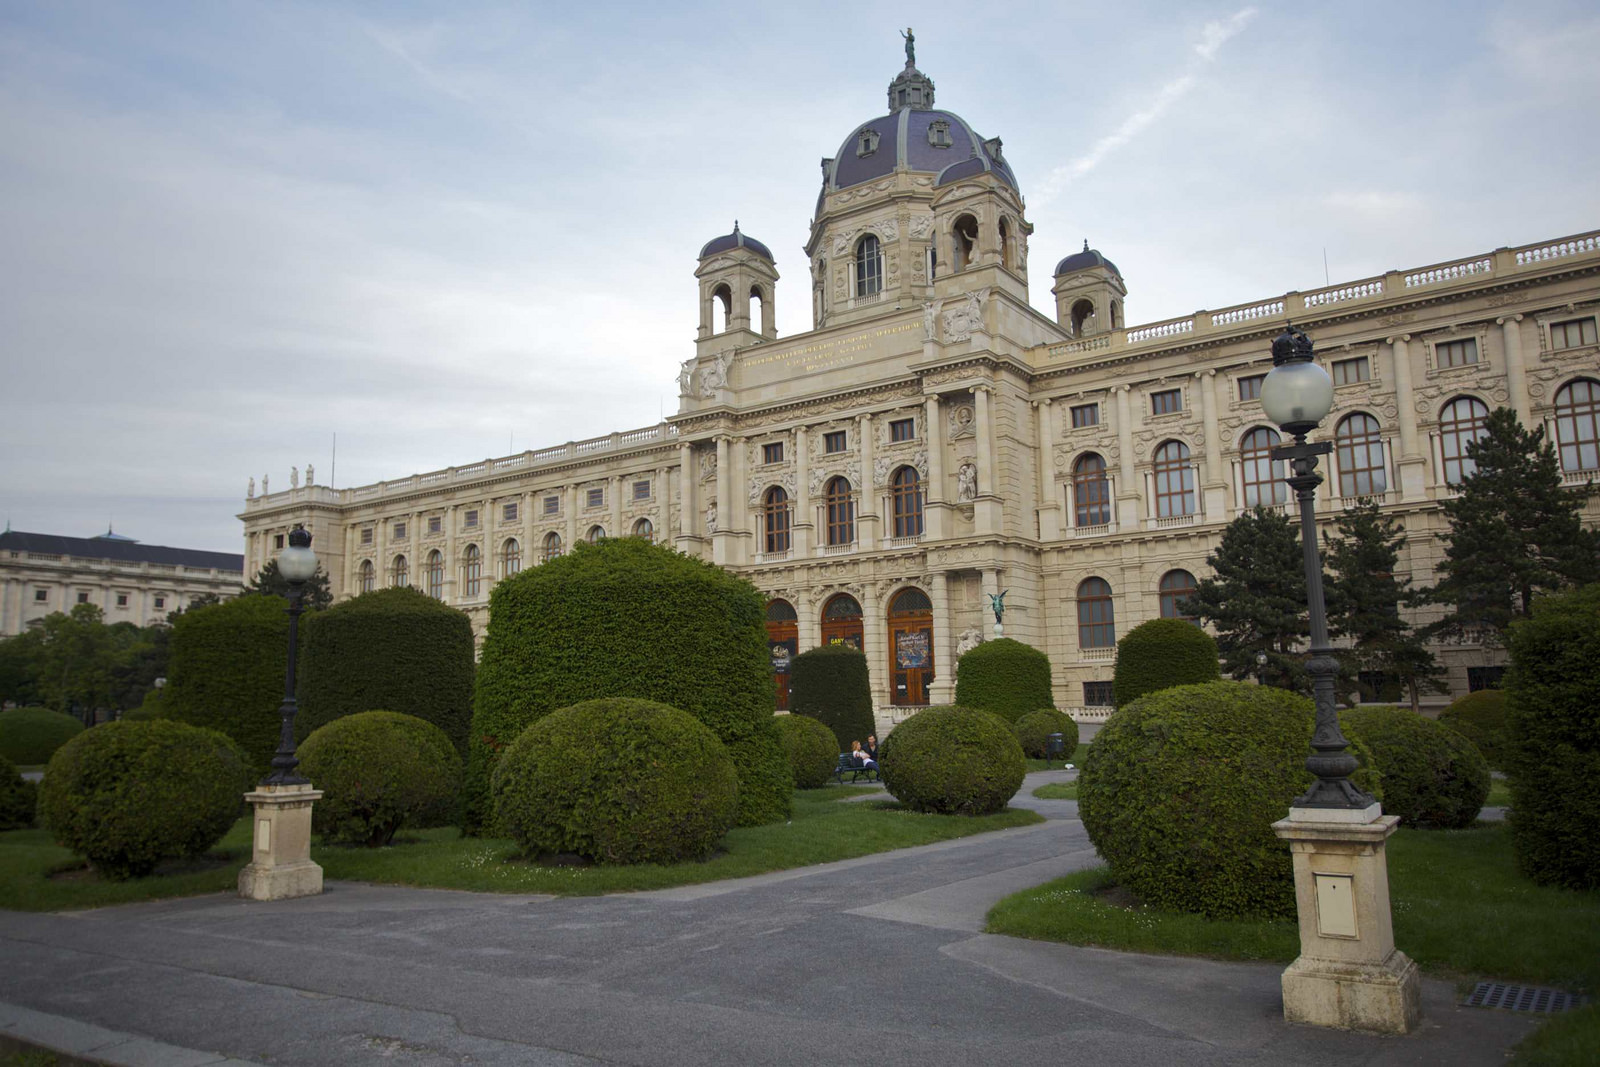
(466, 538, 790, 832)
(164, 595, 300, 777)
(1506, 583, 1600, 890)
(953, 639, 1054, 723)
(1438, 689, 1509, 772)
(788, 644, 875, 751)
(1339, 706, 1488, 829)
(0, 707, 85, 765)
(0, 756, 37, 830)
(1111, 618, 1220, 709)
(297, 587, 475, 753)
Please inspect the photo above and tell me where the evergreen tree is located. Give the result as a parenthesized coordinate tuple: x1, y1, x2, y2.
(1186, 507, 1311, 692)
(1324, 498, 1444, 711)
(1428, 407, 1598, 640)
(240, 558, 333, 610)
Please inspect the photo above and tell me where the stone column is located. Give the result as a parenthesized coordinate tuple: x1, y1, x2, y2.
(793, 425, 812, 556)
(928, 571, 954, 705)
(376, 515, 388, 587)
(342, 525, 356, 601)
(1035, 399, 1061, 540)
(974, 386, 1001, 534)
(797, 587, 820, 652)
(654, 466, 668, 542)
(609, 475, 622, 539)
(1115, 385, 1140, 525)
(1198, 370, 1227, 518)
(677, 443, 695, 542)
(1386, 336, 1427, 501)
(924, 396, 948, 540)
(858, 414, 878, 546)
(714, 436, 731, 565)
(444, 505, 457, 601)
(861, 589, 888, 720)
(565, 484, 579, 551)
(1498, 315, 1532, 424)
(521, 491, 534, 570)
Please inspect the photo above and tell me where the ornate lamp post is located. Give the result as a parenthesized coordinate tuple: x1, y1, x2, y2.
(266, 525, 317, 784)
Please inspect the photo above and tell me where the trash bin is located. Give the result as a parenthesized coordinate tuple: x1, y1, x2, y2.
(1045, 732, 1066, 766)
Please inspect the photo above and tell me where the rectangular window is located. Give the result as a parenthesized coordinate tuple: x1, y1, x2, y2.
(77, 591, 90, 604)
(762, 442, 783, 464)
(393, 522, 407, 540)
(1332, 356, 1370, 384)
(427, 516, 442, 534)
(465, 509, 479, 528)
(1238, 375, 1264, 402)
(889, 418, 915, 442)
(1549, 317, 1597, 350)
(1070, 403, 1099, 428)
(543, 495, 560, 515)
(1083, 681, 1114, 706)
(154, 597, 165, 609)
(34, 589, 47, 602)
(1436, 338, 1479, 368)
(587, 488, 604, 509)
(824, 431, 847, 453)
(1467, 666, 1506, 692)
(1150, 389, 1183, 415)
(633, 480, 651, 500)
(360, 527, 373, 545)
(116, 594, 128, 608)
(273, 534, 285, 549)
(503, 502, 518, 521)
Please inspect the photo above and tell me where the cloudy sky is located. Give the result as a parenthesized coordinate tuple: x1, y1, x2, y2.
(2, 1, 1596, 554)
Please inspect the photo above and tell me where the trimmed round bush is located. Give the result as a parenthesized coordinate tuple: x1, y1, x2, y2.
(491, 697, 737, 864)
(954, 639, 1054, 724)
(37, 720, 251, 880)
(298, 588, 475, 754)
(1438, 690, 1509, 772)
(1013, 708, 1078, 760)
(0, 707, 85, 765)
(121, 688, 167, 722)
(775, 713, 839, 789)
(296, 711, 462, 846)
(788, 644, 875, 751)
(1112, 619, 1220, 709)
(1079, 681, 1381, 920)
(878, 705, 1026, 815)
(468, 538, 789, 832)
(1339, 706, 1489, 829)
(0, 756, 37, 831)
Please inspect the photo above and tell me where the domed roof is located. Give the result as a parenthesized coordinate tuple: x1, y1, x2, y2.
(699, 222, 773, 261)
(825, 108, 1018, 195)
(1055, 241, 1121, 278)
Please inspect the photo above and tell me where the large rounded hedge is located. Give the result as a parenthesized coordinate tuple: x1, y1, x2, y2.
(788, 644, 875, 751)
(1438, 689, 1509, 772)
(1505, 583, 1600, 890)
(1111, 619, 1220, 709)
(1339, 706, 1489, 829)
(878, 705, 1026, 815)
(1013, 708, 1078, 760)
(296, 711, 462, 846)
(491, 697, 737, 864)
(1079, 681, 1381, 920)
(37, 720, 251, 880)
(468, 538, 789, 832)
(297, 588, 475, 754)
(164, 595, 301, 777)
(0, 707, 85, 765)
(775, 713, 840, 789)
(0, 757, 37, 831)
(954, 639, 1054, 724)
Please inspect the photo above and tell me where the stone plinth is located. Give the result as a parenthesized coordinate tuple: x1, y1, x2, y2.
(1271, 809, 1421, 1034)
(238, 782, 324, 901)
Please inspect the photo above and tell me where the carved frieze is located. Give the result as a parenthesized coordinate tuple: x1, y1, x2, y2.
(941, 291, 985, 342)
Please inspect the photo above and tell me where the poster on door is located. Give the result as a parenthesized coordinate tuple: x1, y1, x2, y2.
(770, 638, 797, 673)
(896, 629, 930, 669)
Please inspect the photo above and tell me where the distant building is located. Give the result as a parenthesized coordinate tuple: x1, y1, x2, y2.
(0, 529, 244, 635)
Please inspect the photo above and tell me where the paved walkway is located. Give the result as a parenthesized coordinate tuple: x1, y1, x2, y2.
(2, 772, 1541, 1066)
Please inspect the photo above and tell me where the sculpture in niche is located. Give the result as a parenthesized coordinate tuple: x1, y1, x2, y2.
(949, 404, 975, 440)
(922, 301, 939, 342)
(290, 466, 299, 489)
(957, 461, 977, 502)
(956, 627, 983, 657)
(942, 291, 985, 342)
(247, 476, 255, 499)
(705, 501, 718, 534)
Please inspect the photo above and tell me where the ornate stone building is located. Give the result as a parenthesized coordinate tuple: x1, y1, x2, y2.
(241, 50, 1600, 729)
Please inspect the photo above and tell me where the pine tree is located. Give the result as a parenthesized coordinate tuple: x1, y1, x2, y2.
(240, 559, 334, 611)
(1186, 507, 1310, 691)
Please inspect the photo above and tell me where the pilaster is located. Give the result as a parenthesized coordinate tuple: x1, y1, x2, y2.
(857, 415, 880, 546)
(924, 396, 949, 540)
(1386, 336, 1428, 501)
(1498, 316, 1531, 424)
(1035, 399, 1061, 541)
(793, 425, 812, 556)
(928, 571, 954, 705)
(1198, 370, 1227, 517)
(1115, 385, 1140, 525)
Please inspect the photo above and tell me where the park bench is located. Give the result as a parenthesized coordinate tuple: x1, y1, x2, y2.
(834, 752, 879, 784)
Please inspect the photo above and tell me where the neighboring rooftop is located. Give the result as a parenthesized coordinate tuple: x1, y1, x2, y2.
(699, 222, 774, 262)
(0, 530, 244, 572)
(1055, 241, 1122, 278)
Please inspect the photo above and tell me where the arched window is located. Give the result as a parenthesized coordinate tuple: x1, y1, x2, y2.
(501, 538, 521, 578)
(541, 531, 562, 562)
(462, 544, 482, 598)
(891, 467, 924, 538)
(1439, 397, 1491, 485)
(1072, 453, 1111, 527)
(391, 555, 409, 588)
(748, 285, 763, 331)
(998, 217, 1012, 270)
(358, 559, 375, 594)
(821, 593, 863, 648)
(711, 283, 732, 332)
(632, 517, 654, 542)
(1077, 577, 1115, 649)
(953, 215, 978, 270)
(825, 476, 855, 546)
(855, 235, 882, 297)
(1071, 299, 1095, 337)
(425, 550, 444, 599)
(1240, 427, 1286, 507)
(1159, 569, 1198, 621)
(1153, 441, 1195, 517)
(1554, 379, 1600, 472)
(587, 525, 606, 544)
(766, 599, 798, 711)
(1335, 413, 1387, 497)
(763, 486, 791, 553)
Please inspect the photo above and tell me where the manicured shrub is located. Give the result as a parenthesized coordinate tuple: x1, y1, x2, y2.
(491, 697, 737, 864)
(1111, 618, 1220, 709)
(1438, 689, 1509, 772)
(297, 588, 475, 754)
(468, 538, 789, 832)
(0, 756, 37, 830)
(1505, 583, 1600, 890)
(1079, 681, 1381, 920)
(788, 644, 875, 751)
(954, 639, 1054, 724)
(120, 688, 167, 722)
(775, 713, 840, 789)
(164, 595, 301, 776)
(37, 720, 251, 880)
(1339, 706, 1489, 829)
(878, 705, 1026, 815)
(295, 711, 462, 846)
(1013, 708, 1078, 760)
(0, 707, 85, 765)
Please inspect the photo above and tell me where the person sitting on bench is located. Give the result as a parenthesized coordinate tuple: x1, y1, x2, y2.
(850, 740, 878, 774)
(864, 735, 878, 761)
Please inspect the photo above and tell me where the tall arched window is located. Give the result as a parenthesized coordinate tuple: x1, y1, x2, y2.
(711, 283, 732, 332)
(1153, 441, 1195, 517)
(587, 525, 606, 544)
(855, 235, 882, 297)
(1072, 453, 1111, 527)
(891, 467, 924, 538)
(391, 555, 409, 588)
(424, 550, 444, 599)
(462, 544, 482, 598)
(1439, 397, 1491, 485)
(763, 487, 791, 553)
(1335, 413, 1388, 497)
(1554, 378, 1600, 472)
(1077, 577, 1115, 649)
(825, 476, 855, 546)
(541, 531, 562, 562)
(1159, 569, 1198, 621)
(766, 599, 798, 711)
(501, 538, 521, 578)
(1240, 427, 1286, 507)
(359, 559, 375, 594)
(632, 517, 654, 542)
(821, 593, 863, 648)
(1070, 299, 1095, 337)
(998, 217, 1012, 270)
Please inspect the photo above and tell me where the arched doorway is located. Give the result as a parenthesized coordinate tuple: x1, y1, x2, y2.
(888, 587, 934, 707)
(765, 599, 798, 711)
(820, 593, 863, 649)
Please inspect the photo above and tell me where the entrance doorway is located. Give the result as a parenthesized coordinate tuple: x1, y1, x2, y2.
(888, 587, 934, 707)
(765, 598, 798, 710)
(820, 593, 863, 649)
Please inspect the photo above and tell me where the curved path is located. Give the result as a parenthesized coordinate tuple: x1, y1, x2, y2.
(1, 772, 1538, 1066)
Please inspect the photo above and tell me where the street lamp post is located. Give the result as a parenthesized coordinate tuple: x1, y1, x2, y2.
(265, 525, 317, 784)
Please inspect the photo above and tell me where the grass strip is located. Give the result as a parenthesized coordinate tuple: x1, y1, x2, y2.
(1510, 1002, 1600, 1066)
(1031, 781, 1078, 801)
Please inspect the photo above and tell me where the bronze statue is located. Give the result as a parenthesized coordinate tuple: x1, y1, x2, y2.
(989, 589, 1008, 624)
(901, 27, 915, 67)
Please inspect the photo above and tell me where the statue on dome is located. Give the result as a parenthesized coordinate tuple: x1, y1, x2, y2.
(901, 27, 915, 67)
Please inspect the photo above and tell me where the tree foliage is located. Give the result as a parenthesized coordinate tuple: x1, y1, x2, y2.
(953, 638, 1055, 723)
(241, 559, 333, 611)
(788, 644, 875, 751)
(1185, 508, 1311, 691)
(0, 605, 167, 719)
(1111, 618, 1220, 709)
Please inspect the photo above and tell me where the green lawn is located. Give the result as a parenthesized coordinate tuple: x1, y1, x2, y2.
(1512, 1002, 1600, 1066)
(1032, 781, 1078, 801)
(0, 787, 1041, 910)
(1488, 779, 1513, 808)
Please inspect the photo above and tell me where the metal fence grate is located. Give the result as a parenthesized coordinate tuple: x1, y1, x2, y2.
(1463, 983, 1590, 1014)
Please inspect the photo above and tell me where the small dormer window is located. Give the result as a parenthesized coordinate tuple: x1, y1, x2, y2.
(928, 120, 952, 148)
(857, 129, 880, 157)
(985, 137, 1004, 162)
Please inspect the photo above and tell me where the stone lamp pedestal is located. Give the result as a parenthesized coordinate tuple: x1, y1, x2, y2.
(1272, 808, 1421, 1034)
(238, 782, 324, 901)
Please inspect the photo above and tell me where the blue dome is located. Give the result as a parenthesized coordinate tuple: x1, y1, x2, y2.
(825, 109, 1018, 194)
(1055, 243, 1121, 278)
(699, 223, 773, 261)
